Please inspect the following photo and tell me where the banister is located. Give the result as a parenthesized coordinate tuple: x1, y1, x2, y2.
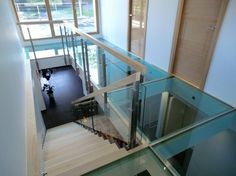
(72, 72, 141, 105)
(17, 20, 146, 74)
(70, 26, 147, 74)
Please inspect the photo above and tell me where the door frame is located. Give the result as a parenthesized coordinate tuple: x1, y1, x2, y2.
(127, 0, 149, 59)
(168, 0, 229, 89)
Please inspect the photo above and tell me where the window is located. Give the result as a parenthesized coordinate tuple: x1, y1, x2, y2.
(75, 0, 97, 32)
(14, 0, 48, 22)
(12, 0, 99, 40)
(49, 0, 74, 36)
(21, 24, 52, 40)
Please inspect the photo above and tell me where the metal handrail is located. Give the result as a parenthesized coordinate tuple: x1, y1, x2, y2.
(64, 23, 147, 74)
(62, 23, 144, 149)
(72, 72, 141, 105)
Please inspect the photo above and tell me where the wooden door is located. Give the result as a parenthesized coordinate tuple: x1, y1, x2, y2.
(171, 0, 228, 88)
(128, 0, 148, 58)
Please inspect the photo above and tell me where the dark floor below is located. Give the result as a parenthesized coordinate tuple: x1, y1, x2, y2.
(42, 66, 84, 129)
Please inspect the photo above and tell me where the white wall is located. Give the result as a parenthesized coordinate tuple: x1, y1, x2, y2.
(33, 82, 46, 173)
(145, 0, 179, 71)
(204, 0, 236, 107)
(99, 0, 179, 71)
(100, 0, 129, 50)
(0, 1, 27, 176)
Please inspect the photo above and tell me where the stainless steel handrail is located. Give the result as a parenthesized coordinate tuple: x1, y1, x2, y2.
(64, 22, 147, 74)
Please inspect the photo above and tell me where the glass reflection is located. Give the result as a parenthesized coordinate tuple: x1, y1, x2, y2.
(84, 148, 173, 176)
(140, 78, 232, 142)
(153, 110, 236, 176)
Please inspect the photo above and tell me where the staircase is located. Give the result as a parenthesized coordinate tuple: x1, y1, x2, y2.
(75, 121, 128, 149)
(43, 122, 128, 176)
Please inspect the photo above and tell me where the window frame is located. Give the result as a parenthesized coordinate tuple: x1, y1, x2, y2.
(11, 0, 99, 41)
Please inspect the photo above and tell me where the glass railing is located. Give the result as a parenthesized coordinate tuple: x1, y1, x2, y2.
(73, 85, 137, 147)
(140, 77, 233, 142)
(107, 86, 133, 121)
(25, 42, 65, 60)
(62, 29, 143, 90)
(83, 147, 173, 176)
(27, 22, 234, 150)
(63, 26, 73, 60)
(23, 21, 69, 60)
(97, 38, 171, 82)
(63, 24, 234, 150)
(61, 24, 151, 148)
(152, 110, 236, 176)
(82, 110, 236, 176)
(83, 41, 132, 87)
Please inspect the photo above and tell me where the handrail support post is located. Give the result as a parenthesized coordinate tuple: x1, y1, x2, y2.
(129, 79, 141, 149)
(64, 26, 70, 60)
(101, 53, 107, 104)
(80, 39, 89, 91)
(71, 31, 78, 75)
(60, 25, 67, 65)
(27, 26, 39, 71)
(84, 41, 92, 93)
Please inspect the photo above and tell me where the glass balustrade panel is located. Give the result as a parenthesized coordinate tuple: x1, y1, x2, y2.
(74, 86, 136, 144)
(152, 110, 236, 176)
(97, 38, 171, 81)
(140, 77, 233, 142)
(84, 147, 174, 176)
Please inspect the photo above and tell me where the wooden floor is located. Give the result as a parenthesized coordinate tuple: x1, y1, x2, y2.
(42, 66, 84, 129)
(43, 122, 128, 176)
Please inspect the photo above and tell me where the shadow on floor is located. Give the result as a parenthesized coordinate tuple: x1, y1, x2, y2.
(42, 66, 84, 129)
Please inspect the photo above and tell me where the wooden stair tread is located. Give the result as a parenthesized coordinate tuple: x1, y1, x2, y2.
(45, 126, 87, 142)
(45, 140, 112, 168)
(44, 133, 100, 155)
(45, 128, 88, 145)
(44, 134, 104, 160)
(46, 144, 119, 176)
(46, 123, 81, 136)
(55, 148, 128, 176)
